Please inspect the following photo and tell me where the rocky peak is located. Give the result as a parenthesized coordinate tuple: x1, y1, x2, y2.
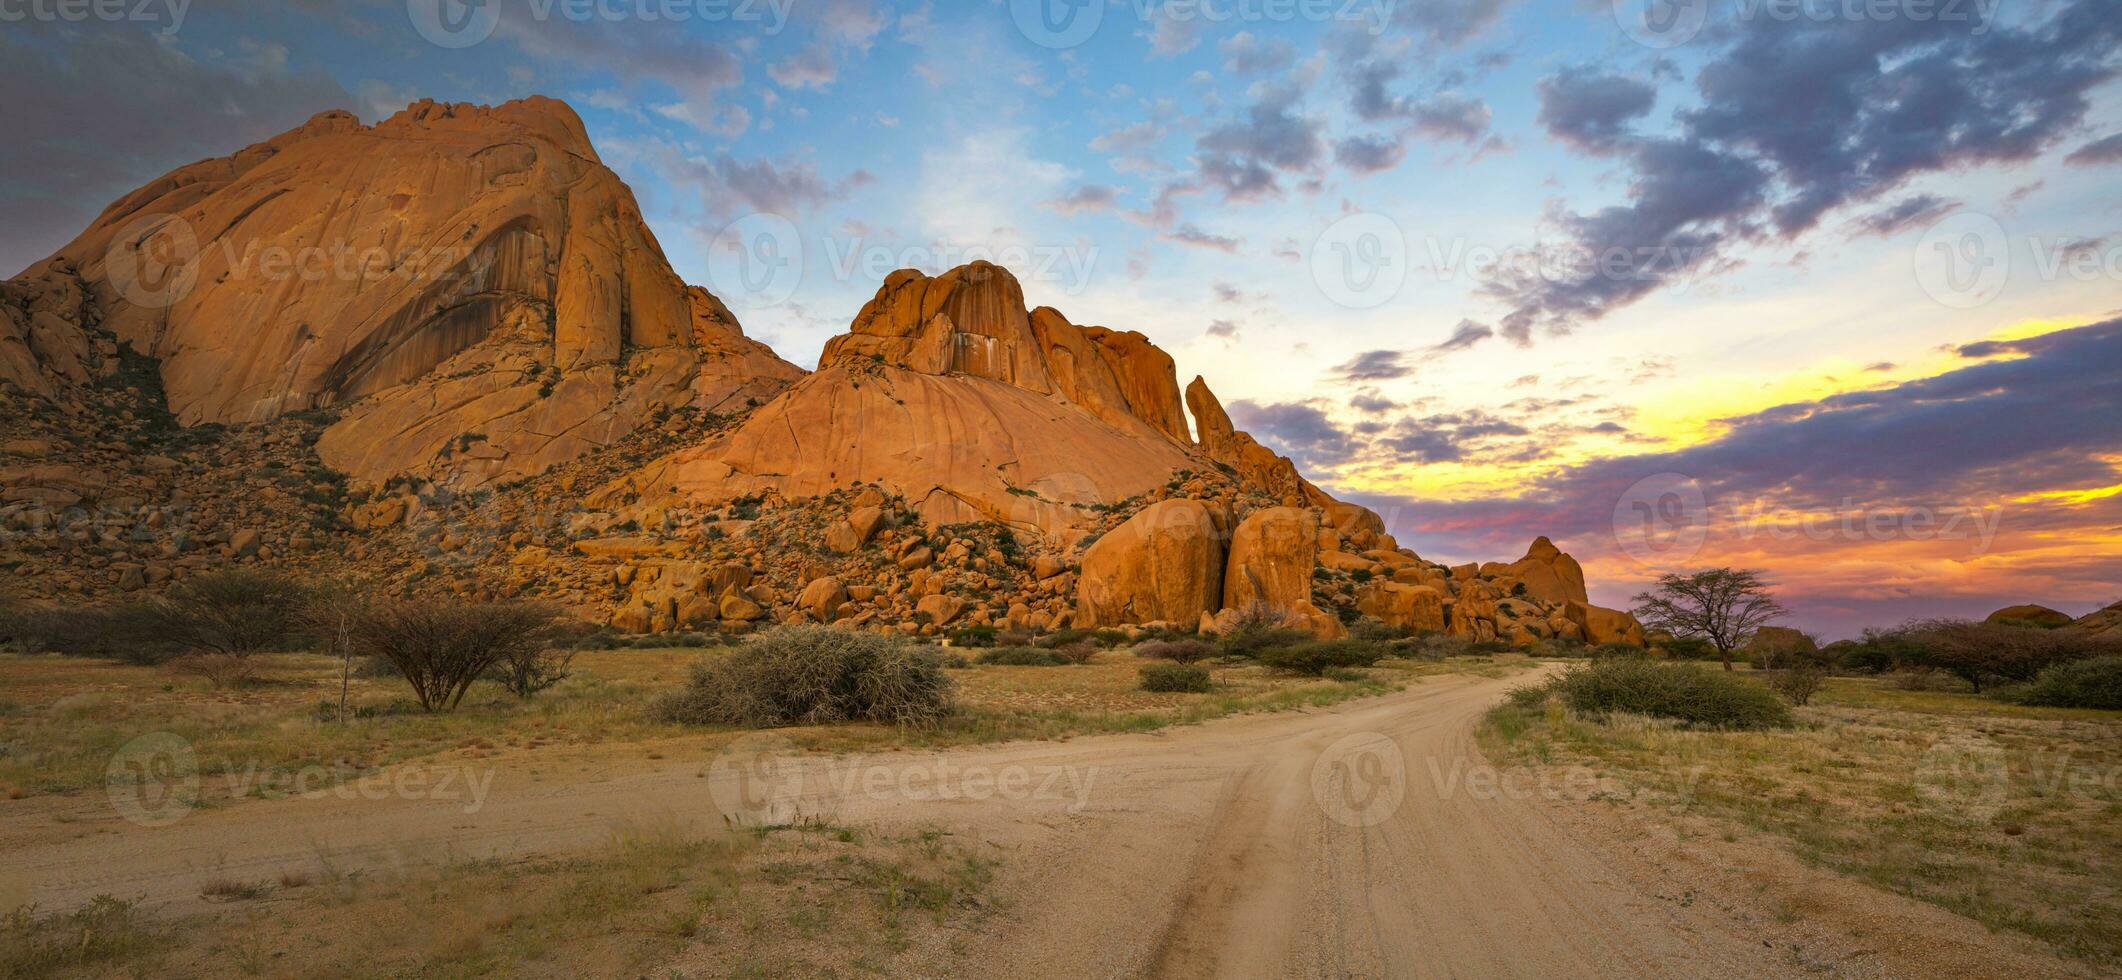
(6, 94, 801, 489)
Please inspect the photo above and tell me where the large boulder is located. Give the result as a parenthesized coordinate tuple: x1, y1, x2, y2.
(2067, 600, 2122, 640)
(1076, 499, 1224, 627)
(1563, 601, 1646, 646)
(1984, 604, 2074, 628)
(1222, 506, 1343, 638)
(1356, 581, 1445, 633)
(1505, 536, 1588, 605)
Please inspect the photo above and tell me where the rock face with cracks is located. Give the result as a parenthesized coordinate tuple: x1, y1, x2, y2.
(5, 96, 800, 489)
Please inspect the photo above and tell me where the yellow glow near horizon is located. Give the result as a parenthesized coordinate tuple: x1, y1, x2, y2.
(1335, 316, 2099, 503)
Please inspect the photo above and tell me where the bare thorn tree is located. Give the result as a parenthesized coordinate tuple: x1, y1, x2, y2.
(1631, 568, 1787, 670)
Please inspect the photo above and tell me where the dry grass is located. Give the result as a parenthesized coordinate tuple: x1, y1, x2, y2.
(8, 818, 999, 978)
(0, 646, 1519, 809)
(1482, 673, 2122, 967)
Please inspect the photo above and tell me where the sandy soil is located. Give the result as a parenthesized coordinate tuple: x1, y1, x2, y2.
(3, 667, 2087, 978)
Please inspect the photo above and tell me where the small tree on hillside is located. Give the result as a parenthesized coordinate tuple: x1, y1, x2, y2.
(146, 569, 312, 656)
(1631, 568, 1787, 670)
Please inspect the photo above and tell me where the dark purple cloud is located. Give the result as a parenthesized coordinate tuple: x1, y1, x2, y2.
(1535, 66, 1655, 154)
(2066, 133, 2122, 166)
(1499, 0, 2122, 339)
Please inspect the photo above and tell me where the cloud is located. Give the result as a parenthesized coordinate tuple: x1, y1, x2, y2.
(1043, 184, 1120, 215)
(1495, 1, 2122, 339)
(0, 24, 353, 276)
(1206, 319, 1240, 340)
(1143, 5, 1207, 58)
(1334, 134, 1406, 173)
(652, 101, 751, 137)
(639, 144, 873, 218)
(768, 44, 837, 90)
(1194, 80, 1325, 202)
(1225, 400, 1362, 471)
(1535, 66, 1655, 153)
(1219, 31, 1294, 75)
(2066, 132, 2122, 165)
(1389, 0, 1523, 48)
(1365, 317, 2122, 571)
(1851, 194, 1958, 238)
(1334, 349, 1415, 382)
(1432, 319, 1495, 354)
(1164, 224, 1242, 252)
(497, 12, 742, 99)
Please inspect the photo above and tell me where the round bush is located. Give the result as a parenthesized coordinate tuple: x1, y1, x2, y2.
(655, 626, 955, 727)
(1255, 640, 1386, 676)
(1140, 663, 1212, 693)
(2016, 656, 2122, 710)
(974, 646, 1070, 667)
(1136, 638, 1215, 663)
(1549, 659, 1792, 729)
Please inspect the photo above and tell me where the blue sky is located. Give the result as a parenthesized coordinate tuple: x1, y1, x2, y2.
(4, 0, 2120, 636)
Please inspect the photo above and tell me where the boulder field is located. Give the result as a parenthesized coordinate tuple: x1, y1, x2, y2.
(0, 95, 1645, 647)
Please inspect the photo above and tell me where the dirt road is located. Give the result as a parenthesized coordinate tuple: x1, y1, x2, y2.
(3, 668, 2081, 978)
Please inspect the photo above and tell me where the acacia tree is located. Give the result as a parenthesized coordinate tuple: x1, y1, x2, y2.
(1631, 568, 1787, 670)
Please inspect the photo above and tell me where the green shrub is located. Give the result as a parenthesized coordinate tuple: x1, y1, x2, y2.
(1033, 628, 1130, 649)
(948, 625, 999, 648)
(974, 646, 1070, 667)
(1548, 659, 1792, 729)
(1322, 666, 1371, 683)
(1902, 619, 2107, 692)
(1657, 635, 1717, 661)
(0, 603, 178, 663)
(1136, 638, 1215, 663)
(656, 626, 954, 727)
(1349, 617, 1414, 642)
(1256, 640, 1386, 676)
(1139, 663, 1212, 693)
(2013, 656, 2122, 710)
(1766, 668, 1826, 706)
(148, 569, 313, 655)
(1586, 642, 1650, 660)
(345, 599, 566, 712)
(1215, 605, 1314, 658)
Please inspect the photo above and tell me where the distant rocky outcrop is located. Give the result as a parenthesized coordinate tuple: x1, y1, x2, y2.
(2066, 600, 2122, 640)
(4, 96, 800, 488)
(1983, 604, 2075, 628)
(601, 261, 1322, 544)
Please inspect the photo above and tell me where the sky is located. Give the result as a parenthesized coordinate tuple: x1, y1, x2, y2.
(2, 0, 2119, 638)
